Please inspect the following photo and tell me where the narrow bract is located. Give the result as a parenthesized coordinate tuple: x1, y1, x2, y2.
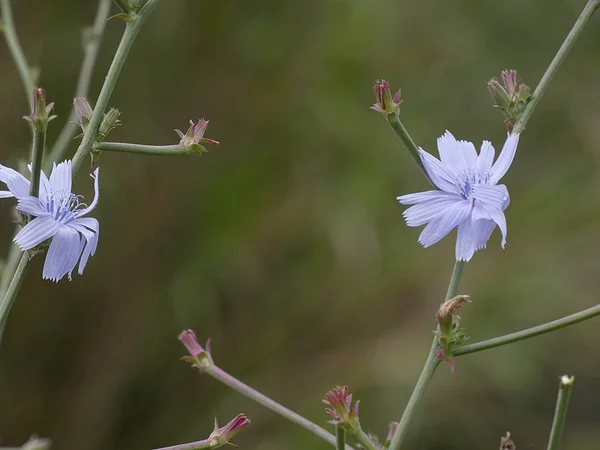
(397, 131, 520, 261)
(0, 160, 100, 282)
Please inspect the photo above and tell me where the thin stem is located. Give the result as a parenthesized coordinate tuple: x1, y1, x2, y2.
(388, 261, 465, 450)
(546, 376, 574, 450)
(513, 0, 600, 133)
(95, 142, 188, 155)
(0, 254, 29, 331)
(71, 0, 161, 173)
(152, 439, 211, 450)
(355, 429, 380, 450)
(336, 425, 346, 450)
(205, 365, 353, 450)
(385, 113, 431, 184)
(47, 0, 112, 167)
(29, 129, 46, 196)
(0, 0, 35, 105)
(454, 302, 600, 356)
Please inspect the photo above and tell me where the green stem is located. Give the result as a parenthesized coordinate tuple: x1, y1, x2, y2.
(29, 129, 46, 196)
(0, 0, 35, 105)
(152, 439, 211, 450)
(71, 0, 161, 173)
(387, 261, 464, 450)
(47, 0, 112, 167)
(454, 302, 600, 356)
(546, 376, 574, 450)
(385, 113, 431, 184)
(336, 425, 346, 450)
(513, 0, 600, 133)
(0, 0, 161, 342)
(95, 142, 188, 155)
(0, 254, 29, 332)
(205, 365, 353, 450)
(355, 429, 380, 450)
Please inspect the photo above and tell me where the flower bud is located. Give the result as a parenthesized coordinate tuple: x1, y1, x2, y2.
(323, 385, 361, 432)
(175, 119, 220, 154)
(383, 422, 398, 448)
(488, 70, 531, 131)
(208, 414, 251, 447)
(371, 80, 402, 115)
(500, 432, 515, 450)
(112, 0, 142, 19)
(98, 107, 121, 141)
(178, 329, 213, 369)
(23, 88, 57, 132)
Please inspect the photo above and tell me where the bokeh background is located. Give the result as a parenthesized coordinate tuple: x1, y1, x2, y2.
(1, 0, 600, 449)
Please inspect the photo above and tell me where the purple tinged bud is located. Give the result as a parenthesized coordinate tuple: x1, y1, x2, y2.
(383, 422, 398, 448)
(24, 88, 57, 131)
(323, 385, 361, 432)
(209, 414, 251, 446)
(178, 329, 213, 369)
(371, 80, 402, 115)
(488, 69, 531, 131)
(175, 119, 220, 153)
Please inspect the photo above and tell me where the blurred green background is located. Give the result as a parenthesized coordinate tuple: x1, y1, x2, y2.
(1, 0, 600, 449)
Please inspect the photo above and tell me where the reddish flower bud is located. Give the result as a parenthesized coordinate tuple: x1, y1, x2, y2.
(178, 329, 213, 369)
(23, 88, 57, 131)
(175, 119, 220, 153)
(383, 422, 398, 448)
(323, 385, 360, 432)
(488, 69, 531, 131)
(209, 414, 251, 446)
(371, 80, 402, 115)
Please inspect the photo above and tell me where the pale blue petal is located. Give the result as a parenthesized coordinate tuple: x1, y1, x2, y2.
(69, 217, 99, 274)
(477, 141, 495, 173)
(455, 219, 476, 261)
(27, 164, 50, 204)
(0, 165, 24, 183)
(436, 131, 462, 174)
(403, 195, 462, 227)
(418, 149, 458, 192)
(16, 196, 47, 216)
(76, 168, 99, 217)
(457, 140, 478, 169)
(397, 190, 460, 205)
(471, 217, 496, 250)
(489, 133, 520, 184)
(49, 160, 72, 196)
(481, 204, 507, 247)
(0, 191, 14, 198)
(42, 226, 81, 282)
(418, 199, 472, 247)
(472, 184, 509, 211)
(0, 165, 30, 199)
(14, 215, 61, 250)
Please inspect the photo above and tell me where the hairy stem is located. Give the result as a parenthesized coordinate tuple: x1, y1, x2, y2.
(547, 376, 574, 450)
(72, 0, 161, 173)
(454, 302, 600, 356)
(513, 0, 600, 133)
(29, 129, 46, 196)
(96, 142, 188, 155)
(0, 0, 35, 105)
(47, 0, 112, 167)
(388, 261, 464, 450)
(205, 365, 353, 450)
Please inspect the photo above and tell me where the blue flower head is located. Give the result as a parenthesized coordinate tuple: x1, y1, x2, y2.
(0, 160, 99, 282)
(397, 131, 520, 261)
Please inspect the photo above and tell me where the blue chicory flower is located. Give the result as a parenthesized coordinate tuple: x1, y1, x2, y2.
(397, 131, 520, 261)
(0, 160, 99, 282)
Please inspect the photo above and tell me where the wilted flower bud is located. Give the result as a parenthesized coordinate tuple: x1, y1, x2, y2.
(175, 119, 220, 153)
(371, 80, 402, 115)
(435, 295, 471, 373)
(178, 329, 213, 369)
(488, 69, 531, 131)
(23, 88, 57, 132)
(208, 414, 251, 447)
(500, 431, 515, 450)
(323, 385, 361, 432)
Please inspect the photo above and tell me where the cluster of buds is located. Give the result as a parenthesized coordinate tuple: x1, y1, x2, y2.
(488, 70, 531, 131)
(371, 80, 402, 116)
(435, 295, 471, 373)
(207, 414, 251, 447)
(323, 385, 361, 433)
(178, 329, 214, 370)
(73, 97, 121, 166)
(175, 119, 220, 154)
(23, 88, 56, 132)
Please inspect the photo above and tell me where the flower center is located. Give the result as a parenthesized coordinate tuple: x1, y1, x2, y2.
(46, 189, 87, 224)
(456, 168, 489, 201)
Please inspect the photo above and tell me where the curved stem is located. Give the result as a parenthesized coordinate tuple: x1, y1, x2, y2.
(454, 302, 600, 356)
(205, 365, 354, 450)
(388, 261, 464, 450)
(71, 0, 161, 173)
(0, 0, 35, 105)
(513, 0, 600, 133)
(547, 376, 574, 450)
(96, 142, 188, 155)
(47, 0, 112, 167)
